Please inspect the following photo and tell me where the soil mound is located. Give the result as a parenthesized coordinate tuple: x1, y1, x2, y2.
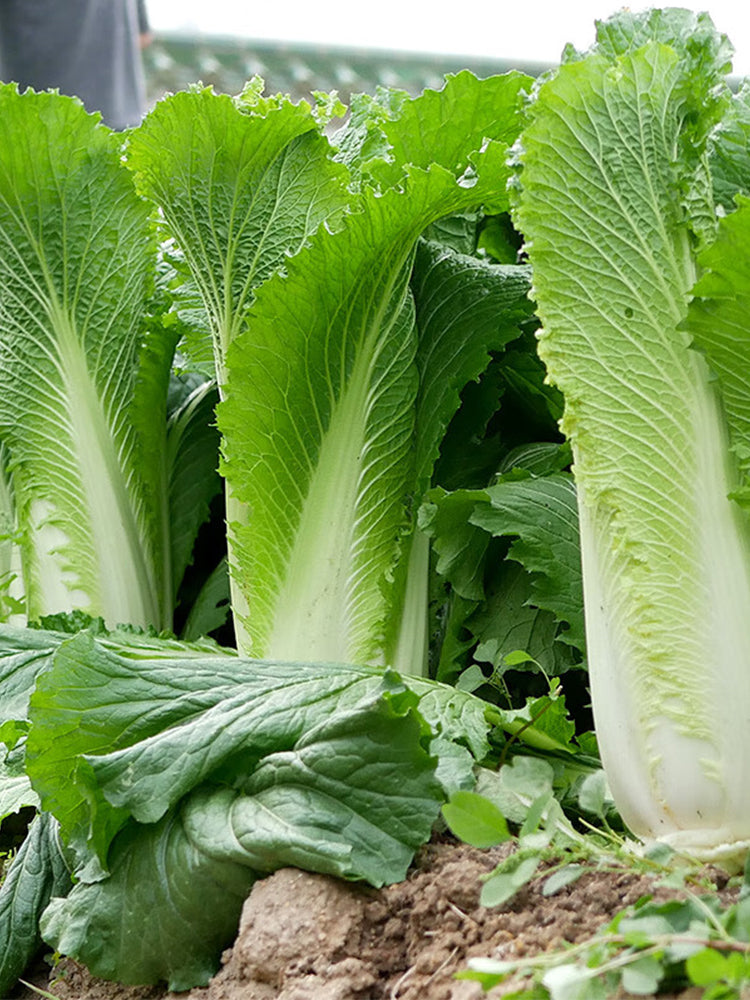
(21, 838, 684, 1000)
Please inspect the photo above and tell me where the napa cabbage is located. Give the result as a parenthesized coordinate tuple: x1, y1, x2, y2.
(127, 72, 534, 671)
(513, 7, 750, 865)
(0, 85, 223, 633)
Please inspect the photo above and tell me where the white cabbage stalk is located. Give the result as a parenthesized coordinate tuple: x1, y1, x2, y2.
(578, 380, 750, 865)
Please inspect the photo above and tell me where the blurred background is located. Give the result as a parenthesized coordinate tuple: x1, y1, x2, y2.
(143, 0, 750, 107)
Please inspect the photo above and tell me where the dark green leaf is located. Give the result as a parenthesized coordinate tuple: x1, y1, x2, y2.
(180, 556, 231, 641)
(420, 488, 492, 602)
(411, 241, 534, 494)
(0, 812, 71, 996)
(40, 693, 443, 989)
(41, 806, 256, 991)
(166, 379, 221, 601)
(471, 474, 584, 653)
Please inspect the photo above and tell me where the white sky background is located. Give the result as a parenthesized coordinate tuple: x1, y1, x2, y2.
(147, 1, 750, 75)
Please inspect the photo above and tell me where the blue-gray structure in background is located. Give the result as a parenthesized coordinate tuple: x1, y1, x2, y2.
(143, 33, 547, 108)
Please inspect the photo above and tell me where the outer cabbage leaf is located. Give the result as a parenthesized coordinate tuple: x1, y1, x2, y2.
(40, 691, 438, 990)
(26, 632, 240, 866)
(41, 807, 255, 991)
(27, 645, 380, 862)
(0, 741, 39, 819)
(0, 624, 67, 741)
(26, 632, 472, 991)
(24, 629, 499, 864)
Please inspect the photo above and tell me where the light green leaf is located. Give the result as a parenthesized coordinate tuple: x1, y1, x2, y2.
(454, 664, 486, 693)
(577, 771, 614, 821)
(543, 963, 604, 1000)
(127, 85, 351, 381)
(663, 938, 705, 963)
(367, 70, 531, 204)
(428, 737, 477, 798)
(618, 914, 682, 942)
(504, 649, 537, 667)
(590, 6, 732, 67)
(405, 674, 496, 763)
(208, 72, 530, 665)
(330, 87, 409, 181)
(223, 194, 506, 664)
(441, 790, 511, 848)
(475, 758, 555, 825)
(685, 947, 731, 987)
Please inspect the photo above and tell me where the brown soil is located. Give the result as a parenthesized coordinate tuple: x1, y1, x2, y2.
(16, 839, 725, 1000)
